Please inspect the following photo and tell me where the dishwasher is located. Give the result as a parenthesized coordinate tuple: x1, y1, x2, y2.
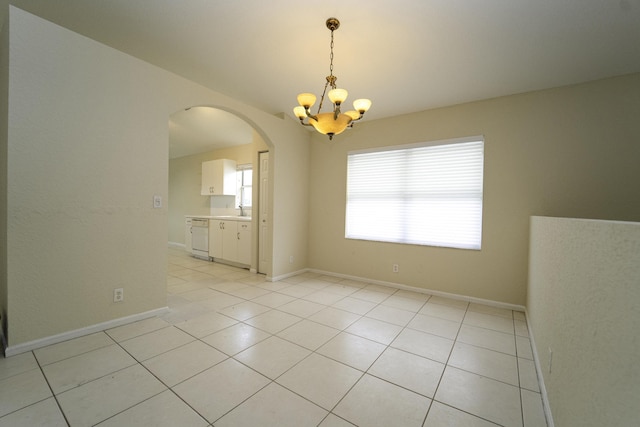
(190, 218, 210, 260)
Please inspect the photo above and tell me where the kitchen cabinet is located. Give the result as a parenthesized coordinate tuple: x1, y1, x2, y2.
(201, 159, 237, 196)
(209, 219, 252, 265)
(237, 222, 252, 265)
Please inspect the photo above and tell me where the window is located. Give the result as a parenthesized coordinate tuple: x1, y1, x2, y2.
(236, 165, 252, 208)
(345, 137, 484, 250)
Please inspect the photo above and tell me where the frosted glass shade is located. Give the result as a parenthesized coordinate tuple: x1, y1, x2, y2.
(309, 112, 353, 136)
(293, 106, 307, 119)
(297, 93, 317, 108)
(353, 98, 372, 113)
(328, 88, 348, 104)
(345, 110, 361, 120)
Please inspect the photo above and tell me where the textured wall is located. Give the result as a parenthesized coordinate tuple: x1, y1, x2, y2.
(527, 216, 640, 426)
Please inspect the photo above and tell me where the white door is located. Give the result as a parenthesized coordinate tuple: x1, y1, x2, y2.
(258, 151, 270, 274)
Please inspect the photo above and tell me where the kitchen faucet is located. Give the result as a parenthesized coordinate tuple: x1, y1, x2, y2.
(239, 205, 245, 217)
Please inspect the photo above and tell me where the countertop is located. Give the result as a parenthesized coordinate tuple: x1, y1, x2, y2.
(186, 215, 252, 222)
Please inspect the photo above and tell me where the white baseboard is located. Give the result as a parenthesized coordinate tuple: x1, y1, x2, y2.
(525, 310, 555, 427)
(4, 307, 169, 357)
(306, 268, 526, 312)
(268, 268, 310, 283)
(168, 242, 186, 249)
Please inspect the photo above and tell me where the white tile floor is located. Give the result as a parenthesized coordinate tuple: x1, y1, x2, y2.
(0, 248, 548, 426)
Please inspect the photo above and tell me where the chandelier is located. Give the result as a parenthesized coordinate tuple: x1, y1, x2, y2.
(293, 18, 372, 140)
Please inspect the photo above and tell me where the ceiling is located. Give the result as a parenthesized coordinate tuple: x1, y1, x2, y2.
(9, 0, 640, 157)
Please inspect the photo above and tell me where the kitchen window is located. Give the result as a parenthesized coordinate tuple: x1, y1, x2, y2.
(236, 165, 252, 208)
(345, 136, 484, 250)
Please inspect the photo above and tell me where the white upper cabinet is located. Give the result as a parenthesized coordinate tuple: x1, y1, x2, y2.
(201, 159, 237, 196)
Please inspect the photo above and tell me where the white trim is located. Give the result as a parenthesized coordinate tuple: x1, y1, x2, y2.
(525, 309, 555, 427)
(4, 307, 169, 357)
(267, 268, 310, 283)
(306, 268, 526, 312)
(168, 241, 185, 249)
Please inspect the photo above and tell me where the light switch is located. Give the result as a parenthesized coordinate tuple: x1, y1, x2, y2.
(153, 195, 162, 208)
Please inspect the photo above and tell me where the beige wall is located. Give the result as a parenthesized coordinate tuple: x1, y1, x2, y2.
(527, 216, 640, 426)
(3, 6, 309, 351)
(308, 73, 640, 305)
(168, 132, 268, 247)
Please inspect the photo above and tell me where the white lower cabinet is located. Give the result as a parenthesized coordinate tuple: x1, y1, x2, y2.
(209, 219, 252, 265)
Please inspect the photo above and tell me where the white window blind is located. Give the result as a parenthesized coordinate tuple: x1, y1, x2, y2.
(345, 137, 484, 250)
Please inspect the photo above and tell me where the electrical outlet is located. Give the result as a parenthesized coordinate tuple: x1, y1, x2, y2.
(392, 263, 399, 273)
(153, 195, 162, 208)
(289, 255, 294, 264)
(114, 288, 124, 303)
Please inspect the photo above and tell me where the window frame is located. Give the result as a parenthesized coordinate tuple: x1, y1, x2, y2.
(345, 136, 485, 250)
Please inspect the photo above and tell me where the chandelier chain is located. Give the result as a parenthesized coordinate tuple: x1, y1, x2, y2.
(316, 27, 336, 114)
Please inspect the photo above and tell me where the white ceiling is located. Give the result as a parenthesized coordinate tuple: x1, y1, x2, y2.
(9, 0, 640, 157)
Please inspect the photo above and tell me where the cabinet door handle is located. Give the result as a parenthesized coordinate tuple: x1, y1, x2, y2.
(237, 232, 240, 240)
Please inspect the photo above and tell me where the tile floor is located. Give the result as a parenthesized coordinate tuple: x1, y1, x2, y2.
(0, 248, 548, 426)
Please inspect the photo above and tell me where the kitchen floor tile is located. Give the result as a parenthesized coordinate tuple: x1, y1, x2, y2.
(345, 317, 403, 345)
(463, 311, 514, 334)
(277, 319, 340, 350)
(435, 366, 522, 427)
(468, 302, 514, 319)
(365, 304, 416, 326)
(407, 313, 461, 340)
(309, 306, 361, 330)
(33, 332, 115, 366)
(0, 368, 52, 418)
(0, 351, 39, 380)
(234, 336, 311, 379)
(56, 364, 166, 427)
(174, 311, 238, 338)
(381, 294, 426, 312)
(172, 358, 270, 423)
(331, 297, 377, 315)
(200, 323, 271, 356)
(245, 309, 302, 334)
(390, 328, 454, 363)
(368, 347, 444, 397)
(317, 332, 386, 371)
(95, 390, 208, 427)
(215, 382, 328, 427)
(303, 290, 346, 305)
(427, 295, 469, 309)
(119, 326, 194, 361)
(318, 413, 358, 427)
(217, 300, 271, 321)
(333, 374, 431, 427)
(142, 340, 227, 387)
(516, 335, 534, 360)
(277, 298, 327, 317)
(419, 302, 467, 322)
(250, 291, 296, 308)
(350, 288, 391, 304)
(457, 324, 517, 356)
(42, 344, 136, 394)
(277, 353, 362, 410)
(518, 357, 540, 392)
(0, 397, 67, 427)
(424, 401, 499, 426)
(448, 342, 519, 386)
(521, 389, 548, 427)
(106, 317, 171, 342)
